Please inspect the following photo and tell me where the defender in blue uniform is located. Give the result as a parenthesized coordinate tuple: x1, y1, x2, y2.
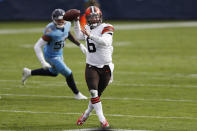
(43, 21, 72, 77)
(22, 9, 88, 100)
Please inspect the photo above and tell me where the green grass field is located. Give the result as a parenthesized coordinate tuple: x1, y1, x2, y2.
(0, 21, 197, 131)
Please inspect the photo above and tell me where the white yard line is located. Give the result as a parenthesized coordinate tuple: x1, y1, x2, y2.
(0, 69, 196, 78)
(115, 71, 193, 77)
(112, 83, 197, 88)
(1, 79, 197, 89)
(0, 94, 196, 103)
(0, 94, 74, 99)
(0, 109, 196, 120)
(0, 28, 43, 34)
(1, 22, 197, 34)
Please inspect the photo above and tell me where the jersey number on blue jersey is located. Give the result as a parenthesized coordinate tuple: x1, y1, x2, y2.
(54, 41, 64, 50)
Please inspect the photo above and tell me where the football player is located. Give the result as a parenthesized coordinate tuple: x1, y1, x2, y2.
(74, 6, 114, 128)
(22, 9, 88, 100)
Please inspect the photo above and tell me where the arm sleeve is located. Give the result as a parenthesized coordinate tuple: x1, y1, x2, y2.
(73, 20, 85, 40)
(34, 38, 48, 64)
(89, 33, 113, 46)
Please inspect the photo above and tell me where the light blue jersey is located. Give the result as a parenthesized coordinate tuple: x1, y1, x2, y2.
(42, 22, 72, 77)
(43, 22, 71, 57)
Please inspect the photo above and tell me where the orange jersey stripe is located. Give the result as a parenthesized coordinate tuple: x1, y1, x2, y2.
(103, 26, 113, 30)
(102, 26, 114, 34)
(102, 28, 114, 34)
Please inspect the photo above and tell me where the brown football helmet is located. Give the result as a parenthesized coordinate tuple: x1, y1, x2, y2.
(85, 6, 102, 29)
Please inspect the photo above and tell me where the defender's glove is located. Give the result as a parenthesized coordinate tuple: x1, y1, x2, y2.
(41, 61, 52, 70)
(79, 44, 87, 55)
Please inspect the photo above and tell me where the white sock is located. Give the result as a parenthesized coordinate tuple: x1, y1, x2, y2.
(91, 97, 105, 123)
(83, 100, 93, 118)
(90, 90, 106, 123)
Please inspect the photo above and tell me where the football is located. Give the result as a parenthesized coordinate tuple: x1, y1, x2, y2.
(63, 9, 80, 21)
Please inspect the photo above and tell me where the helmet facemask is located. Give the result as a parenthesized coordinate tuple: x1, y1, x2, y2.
(85, 6, 102, 29)
(86, 13, 102, 29)
(53, 19, 65, 28)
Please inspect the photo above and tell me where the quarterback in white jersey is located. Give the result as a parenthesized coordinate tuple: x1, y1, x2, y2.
(74, 6, 114, 128)
(75, 22, 114, 67)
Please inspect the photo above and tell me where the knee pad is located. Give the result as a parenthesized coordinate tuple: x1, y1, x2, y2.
(90, 90, 98, 98)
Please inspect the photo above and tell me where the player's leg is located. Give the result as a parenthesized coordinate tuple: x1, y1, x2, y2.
(86, 64, 108, 127)
(98, 65, 111, 97)
(66, 72, 87, 100)
(22, 67, 57, 85)
(77, 100, 93, 125)
(77, 64, 99, 125)
(90, 89, 108, 127)
(51, 57, 87, 99)
(32, 68, 58, 76)
(22, 55, 59, 85)
(97, 65, 111, 128)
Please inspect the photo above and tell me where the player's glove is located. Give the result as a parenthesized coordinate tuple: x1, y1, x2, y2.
(79, 44, 88, 55)
(41, 61, 52, 70)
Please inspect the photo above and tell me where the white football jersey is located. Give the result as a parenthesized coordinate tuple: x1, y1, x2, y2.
(84, 23, 114, 67)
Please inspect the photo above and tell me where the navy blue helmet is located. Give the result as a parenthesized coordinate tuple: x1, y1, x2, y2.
(52, 9, 65, 28)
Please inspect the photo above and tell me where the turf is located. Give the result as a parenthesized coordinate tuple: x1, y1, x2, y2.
(0, 21, 197, 131)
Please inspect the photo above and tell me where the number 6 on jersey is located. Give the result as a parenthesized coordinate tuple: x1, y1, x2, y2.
(86, 38, 96, 53)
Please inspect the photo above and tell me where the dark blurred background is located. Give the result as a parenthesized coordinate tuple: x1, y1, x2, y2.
(0, 0, 197, 21)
